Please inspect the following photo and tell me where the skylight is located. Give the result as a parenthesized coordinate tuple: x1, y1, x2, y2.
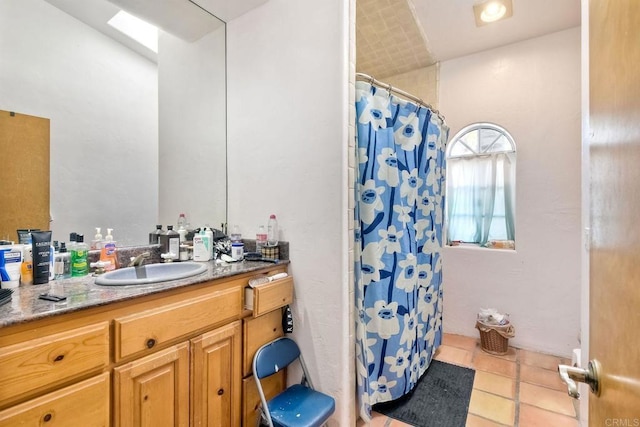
(108, 10, 158, 53)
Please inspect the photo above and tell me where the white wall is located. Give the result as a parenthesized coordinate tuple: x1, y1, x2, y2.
(158, 27, 227, 230)
(0, 0, 158, 246)
(439, 28, 582, 356)
(227, 0, 352, 425)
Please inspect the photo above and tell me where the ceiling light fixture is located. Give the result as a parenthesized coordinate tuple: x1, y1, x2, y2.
(108, 10, 158, 53)
(473, 0, 513, 27)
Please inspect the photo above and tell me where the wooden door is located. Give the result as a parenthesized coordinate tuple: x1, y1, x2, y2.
(0, 110, 49, 242)
(589, 0, 640, 422)
(191, 321, 241, 427)
(114, 342, 189, 427)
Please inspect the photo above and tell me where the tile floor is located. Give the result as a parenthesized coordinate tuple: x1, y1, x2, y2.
(357, 333, 579, 427)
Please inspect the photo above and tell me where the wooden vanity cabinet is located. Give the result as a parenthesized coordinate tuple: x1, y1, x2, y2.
(0, 265, 292, 427)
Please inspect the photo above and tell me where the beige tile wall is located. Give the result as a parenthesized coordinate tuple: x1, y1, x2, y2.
(356, 0, 435, 79)
(383, 63, 440, 110)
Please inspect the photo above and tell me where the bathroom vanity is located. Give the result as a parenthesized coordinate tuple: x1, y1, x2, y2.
(0, 260, 292, 426)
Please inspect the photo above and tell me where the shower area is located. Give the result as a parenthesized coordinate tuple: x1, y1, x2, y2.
(354, 0, 448, 419)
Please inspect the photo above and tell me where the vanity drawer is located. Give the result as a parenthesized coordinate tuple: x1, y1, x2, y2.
(0, 372, 110, 426)
(242, 309, 284, 376)
(250, 277, 293, 318)
(242, 370, 285, 427)
(114, 286, 242, 361)
(0, 322, 109, 406)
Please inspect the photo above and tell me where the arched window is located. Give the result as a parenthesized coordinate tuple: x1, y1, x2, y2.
(446, 123, 516, 248)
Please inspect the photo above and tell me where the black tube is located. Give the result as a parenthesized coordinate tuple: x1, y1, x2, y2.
(31, 230, 52, 285)
(16, 228, 40, 244)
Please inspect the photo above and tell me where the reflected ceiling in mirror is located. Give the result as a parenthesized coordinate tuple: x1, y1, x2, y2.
(0, 0, 227, 247)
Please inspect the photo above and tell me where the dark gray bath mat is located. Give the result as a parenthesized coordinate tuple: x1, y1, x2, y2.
(373, 360, 475, 427)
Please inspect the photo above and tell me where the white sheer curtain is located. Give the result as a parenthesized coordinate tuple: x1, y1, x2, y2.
(447, 153, 515, 246)
(502, 153, 516, 240)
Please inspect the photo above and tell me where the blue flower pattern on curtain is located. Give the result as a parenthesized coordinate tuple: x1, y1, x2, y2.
(354, 81, 448, 420)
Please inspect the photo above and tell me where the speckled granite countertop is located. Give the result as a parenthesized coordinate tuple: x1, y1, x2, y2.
(0, 259, 289, 329)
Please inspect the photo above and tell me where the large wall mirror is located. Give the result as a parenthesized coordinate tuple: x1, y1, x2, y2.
(0, 0, 227, 247)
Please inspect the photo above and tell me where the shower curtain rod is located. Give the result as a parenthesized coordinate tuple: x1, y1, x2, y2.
(356, 72, 445, 122)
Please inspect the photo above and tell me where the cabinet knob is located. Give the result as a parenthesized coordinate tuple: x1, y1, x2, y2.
(146, 338, 156, 349)
(53, 354, 64, 362)
(217, 388, 224, 396)
(43, 413, 52, 422)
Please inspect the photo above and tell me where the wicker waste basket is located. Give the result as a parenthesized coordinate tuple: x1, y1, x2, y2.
(475, 321, 515, 355)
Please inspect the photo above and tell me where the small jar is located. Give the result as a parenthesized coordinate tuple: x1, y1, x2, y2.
(231, 242, 244, 261)
(179, 245, 189, 261)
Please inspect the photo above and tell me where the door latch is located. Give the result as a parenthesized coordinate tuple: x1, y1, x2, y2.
(558, 359, 601, 399)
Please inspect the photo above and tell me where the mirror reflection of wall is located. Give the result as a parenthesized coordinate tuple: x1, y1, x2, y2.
(0, 0, 226, 247)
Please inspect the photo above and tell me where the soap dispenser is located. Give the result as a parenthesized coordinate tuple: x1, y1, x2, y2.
(54, 242, 71, 280)
(100, 229, 118, 271)
(91, 227, 103, 250)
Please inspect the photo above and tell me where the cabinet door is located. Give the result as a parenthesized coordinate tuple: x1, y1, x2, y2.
(114, 342, 190, 427)
(0, 372, 109, 426)
(191, 321, 241, 427)
(242, 309, 284, 377)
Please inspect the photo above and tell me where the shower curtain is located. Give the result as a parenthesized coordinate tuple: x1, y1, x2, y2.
(354, 80, 448, 420)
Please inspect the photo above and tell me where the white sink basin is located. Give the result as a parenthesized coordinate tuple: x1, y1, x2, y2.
(94, 262, 207, 286)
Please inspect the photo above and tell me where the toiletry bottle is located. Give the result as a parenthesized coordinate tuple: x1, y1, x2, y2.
(177, 213, 187, 230)
(0, 245, 22, 289)
(21, 245, 33, 285)
(54, 243, 71, 280)
(177, 214, 187, 245)
(231, 241, 244, 261)
(100, 229, 118, 271)
(49, 240, 56, 281)
(204, 226, 214, 260)
(71, 234, 89, 277)
(68, 232, 77, 254)
(230, 225, 242, 243)
(256, 225, 267, 254)
(229, 225, 243, 260)
(31, 230, 52, 285)
(91, 227, 103, 250)
(267, 214, 279, 246)
(193, 229, 210, 262)
(159, 226, 180, 261)
(149, 225, 163, 244)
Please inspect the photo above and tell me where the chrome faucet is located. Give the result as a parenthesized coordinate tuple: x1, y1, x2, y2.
(128, 252, 150, 267)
